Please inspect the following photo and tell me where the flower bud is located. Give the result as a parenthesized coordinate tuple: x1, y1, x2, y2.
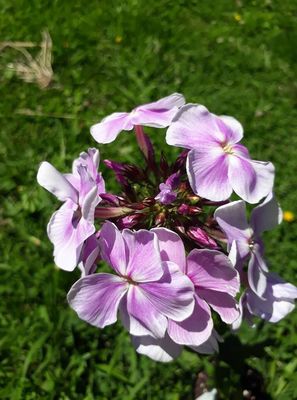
(187, 227, 219, 249)
(177, 204, 190, 215)
(95, 206, 132, 219)
(155, 211, 166, 225)
(117, 213, 145, 229)
(100, 193, 120, 206)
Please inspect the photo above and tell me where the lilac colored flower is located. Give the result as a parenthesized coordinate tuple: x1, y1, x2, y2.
(37, 148, 105, 271)
(72, 148, 105, 192)
(128, 228, 239, 358)
(234, 273, 297, 328)
(166, 104, 275, 203)
(215, 193, 282, 297)
(90, 93, 185, 144)
(67, 222, 195, 339)
(155, 172, 180, 204)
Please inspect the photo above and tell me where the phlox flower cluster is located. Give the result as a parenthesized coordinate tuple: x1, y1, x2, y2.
(37, 93, 297, 362)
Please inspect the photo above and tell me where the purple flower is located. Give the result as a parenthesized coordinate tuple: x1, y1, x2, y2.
(166, 104, 275, 203)
(67, 222, 195, 339)
(155, 172, 180, 204)
(234, 273, 297, 328)
(37, 148, 105, 271)
(90, 93, 185, 144)
(215, 193, 282, 297)
(129, 228, 239, 361)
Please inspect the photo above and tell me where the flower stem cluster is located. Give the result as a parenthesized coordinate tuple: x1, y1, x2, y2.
(37, 93, 297, 362)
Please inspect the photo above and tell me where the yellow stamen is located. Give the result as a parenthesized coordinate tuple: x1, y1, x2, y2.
(223, 143, 234, 154)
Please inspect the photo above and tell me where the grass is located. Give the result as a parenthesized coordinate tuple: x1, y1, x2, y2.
(0, 0, 297, 398)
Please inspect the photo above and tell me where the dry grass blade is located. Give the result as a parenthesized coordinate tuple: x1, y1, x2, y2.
(0, 30, 53, 88)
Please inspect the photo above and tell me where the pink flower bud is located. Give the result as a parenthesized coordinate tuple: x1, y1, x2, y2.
(117, 213, 145, 229)
(95, 206, 132, 219)
(177, 204, 189, 215)
(187, 227, 218, 249)
(100, 193, 120, 206)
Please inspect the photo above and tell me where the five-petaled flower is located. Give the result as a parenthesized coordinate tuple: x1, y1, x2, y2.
(166, 104, 275, 203)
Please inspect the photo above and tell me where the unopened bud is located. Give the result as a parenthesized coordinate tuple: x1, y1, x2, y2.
(160, 152, 169, 177)
(155, 212, 166, 225)
(117, 213, 145, 229)
(187, 206, 202, 215)
(187, 227, 218, 249)
(95, 206, 132, 219)
(177, 204, 189, 215)
(172, 149, 189, 172)
(100, 193, 120, 206)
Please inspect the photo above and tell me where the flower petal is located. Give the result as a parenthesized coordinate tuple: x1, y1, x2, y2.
(67, 273, 128, 328)
(81, 184, 100, 223)
(133, 93, 185, 128)
(187, 249, 239, 296)
(122, 229, 163, 282)
(151, 228, 187, 273)
(219, 115, 243, 143)
(131, 333, 182, 362)
(168, 295, 213, 346)
(90, 112, 132, 144)
(214, 200, 251, 243)
(37, 161, 77, 202)
(246, 281, 296, 323)
(166, 104, 226, 149)
(48, 202, 94, 271)
(187, 148, 233, 201)
(228, 156, 275, 204)
(99, 221, 128, 276)
(190, 329, 222, 354)
(126, 285, 168, 338)
(198, 289, 240, 324)
(247, 248, 268, 297)
(78, 234, 100, 276)
(250, 192, 283, 236)
(140, 261, 195, 322)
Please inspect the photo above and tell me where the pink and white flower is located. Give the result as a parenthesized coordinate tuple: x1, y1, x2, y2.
(166, 104, 275, 203)
(67, 222, 195, 339)
(215, 193, 282, 297)
(37, 148, 105, 271)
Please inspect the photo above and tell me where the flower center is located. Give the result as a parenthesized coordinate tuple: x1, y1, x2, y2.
(124, 275, 139, 285)
(222, 143, 234, 154)
(248, 238, 255, 250)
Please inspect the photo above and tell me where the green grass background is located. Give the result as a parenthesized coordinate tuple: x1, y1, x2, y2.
(0, 0, 297, 398)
